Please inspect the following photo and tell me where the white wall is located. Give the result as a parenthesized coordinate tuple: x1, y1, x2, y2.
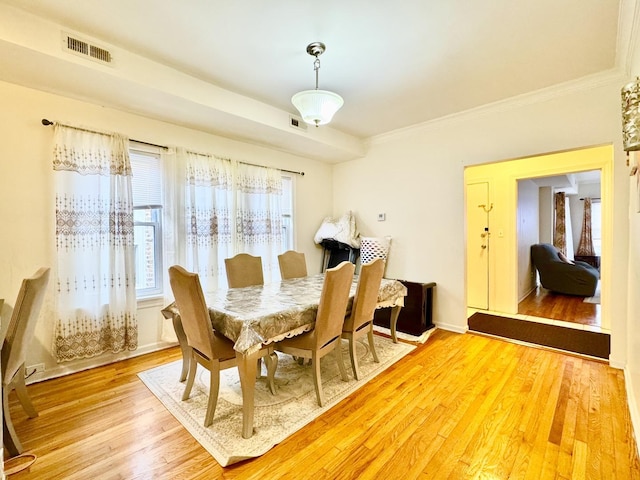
(626, 164, 640, 439)
(517, 179, 539, 300)
(0, 80, 333, 381)
(332, 78, 630, 359)
(539, 186, 553, 244)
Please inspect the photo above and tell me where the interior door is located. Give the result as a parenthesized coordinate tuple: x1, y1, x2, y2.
(467, 182, 490, 310)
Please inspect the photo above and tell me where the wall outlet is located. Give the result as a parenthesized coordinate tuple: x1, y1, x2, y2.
(377, 213, 386, 221)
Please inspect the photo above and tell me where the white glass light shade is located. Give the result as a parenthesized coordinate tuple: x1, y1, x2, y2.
(291, 89, 344, 126)
(622, 78, 640, 151)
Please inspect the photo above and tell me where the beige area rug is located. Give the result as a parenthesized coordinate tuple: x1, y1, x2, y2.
(138, 335, 415, 467)
(372, 324, 434, 344)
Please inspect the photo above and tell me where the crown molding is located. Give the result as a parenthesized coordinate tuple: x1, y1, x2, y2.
(617, 0, 640, 75)
(368, 69, 629, 147)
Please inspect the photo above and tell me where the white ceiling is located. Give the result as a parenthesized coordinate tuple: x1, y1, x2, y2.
(0, 0, 629, 160)
(530, 171, 601, 189)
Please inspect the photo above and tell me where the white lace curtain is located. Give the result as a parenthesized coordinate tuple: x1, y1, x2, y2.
(181, 149, 235, 293)
(53, 125, 138, 362)
(235, 162, 285, 283)
(168, 149, 285, 291)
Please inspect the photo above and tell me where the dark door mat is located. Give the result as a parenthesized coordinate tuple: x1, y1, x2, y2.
(468, 312, 610, 360)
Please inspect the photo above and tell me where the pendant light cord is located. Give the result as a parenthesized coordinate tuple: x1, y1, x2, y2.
(314, 57, 320, 90)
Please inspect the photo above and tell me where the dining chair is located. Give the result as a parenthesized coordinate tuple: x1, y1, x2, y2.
(168, 265, 277, 427)
(2, 267, 50, 457)
(160, 302, 191, 383)
(224, 253, 264, 288)
(277, 250, 308, 280)
(275, 261, 355, 407)
(341, 258, 385, 380)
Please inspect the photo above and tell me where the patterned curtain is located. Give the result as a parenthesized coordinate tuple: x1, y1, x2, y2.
(235, 163, 285, 283)
(576, 197, 596, 256)
(182, 149, 234, 293)
(53, 125, 137, 362)
(553, 192, 567, 255)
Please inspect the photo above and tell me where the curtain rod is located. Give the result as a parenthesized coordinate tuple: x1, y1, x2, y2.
(580, 197, 601, 200)
(184, 149, 305, 176)
(41, 118, 305, 176)
(41, 118, 167, 150)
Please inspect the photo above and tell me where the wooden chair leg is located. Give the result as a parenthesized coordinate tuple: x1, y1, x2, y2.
(367, 323, 380, 363)
(347, 335, 360, 380)
(14, 369, 38, 418)
(204, 361, 220, 427)
(335, 342, 349, 382)
(172, 315, 191, 382)
(182, 352, 198, 401)
(179, 347, 192, 383)
(256, 358, 263, 379)
(264, 349, 278, 395)
(3, 386, 23, 457)
(311, 352, 324, 407)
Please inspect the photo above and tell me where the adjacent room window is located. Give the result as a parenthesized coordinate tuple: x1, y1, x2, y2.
(130, 146, 163, 297)
(281, 175, 294, 251)
(591, 199, 602, 256)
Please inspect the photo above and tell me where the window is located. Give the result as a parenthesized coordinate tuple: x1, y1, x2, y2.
(591, 200, 602, 256)
(281, 175, 294, 251)
(130, 147, 163, 297)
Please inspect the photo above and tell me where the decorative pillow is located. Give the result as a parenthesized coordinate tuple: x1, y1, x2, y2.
(557, 251, 575, 265)
(314, 211, 360, 247)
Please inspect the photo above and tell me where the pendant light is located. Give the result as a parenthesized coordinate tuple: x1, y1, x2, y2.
(291, 42, 344, 127)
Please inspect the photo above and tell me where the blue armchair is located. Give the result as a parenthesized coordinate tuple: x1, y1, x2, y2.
(531, 243, 599, 297)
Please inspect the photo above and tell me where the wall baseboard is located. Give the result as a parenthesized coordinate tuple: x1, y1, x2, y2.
(26, 340, 178, 385)
(518, 284, 537, 303)
(435, 321, 468, 334)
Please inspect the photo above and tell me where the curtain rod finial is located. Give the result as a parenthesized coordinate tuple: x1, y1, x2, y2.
(41, 118, 53, 126)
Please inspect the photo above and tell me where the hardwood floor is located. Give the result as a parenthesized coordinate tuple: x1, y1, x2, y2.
(7, 330, 639, 479)
(518, 286, 601, 327)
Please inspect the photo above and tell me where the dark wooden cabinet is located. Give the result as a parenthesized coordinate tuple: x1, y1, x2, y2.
(320, 239, 359, 271)
(574, 255, 600, 270)
(374, 280, 436, 336)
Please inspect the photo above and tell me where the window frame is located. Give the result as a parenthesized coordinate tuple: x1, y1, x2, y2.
(130, 146, 164, 299)
(591, 199, 602, 256)
(281, 175, 294, 251)
(133, 206, 164, 298)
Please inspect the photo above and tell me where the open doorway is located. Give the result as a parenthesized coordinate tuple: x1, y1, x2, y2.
(464, 145, 612, 333)
(517, 170, 602, 329)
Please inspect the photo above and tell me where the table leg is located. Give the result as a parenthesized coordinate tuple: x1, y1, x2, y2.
(389, 305, 402, 343)
(236, 349, 260, 439)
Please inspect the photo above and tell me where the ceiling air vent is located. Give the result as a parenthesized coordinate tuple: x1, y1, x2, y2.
(289, 114, 307, 131)
(62, 32, 113, 65)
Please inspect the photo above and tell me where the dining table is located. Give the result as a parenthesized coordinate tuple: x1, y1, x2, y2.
(162, 273, 407, 438)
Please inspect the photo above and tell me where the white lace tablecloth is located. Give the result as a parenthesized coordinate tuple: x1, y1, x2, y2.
(164, 274, 406, 355)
